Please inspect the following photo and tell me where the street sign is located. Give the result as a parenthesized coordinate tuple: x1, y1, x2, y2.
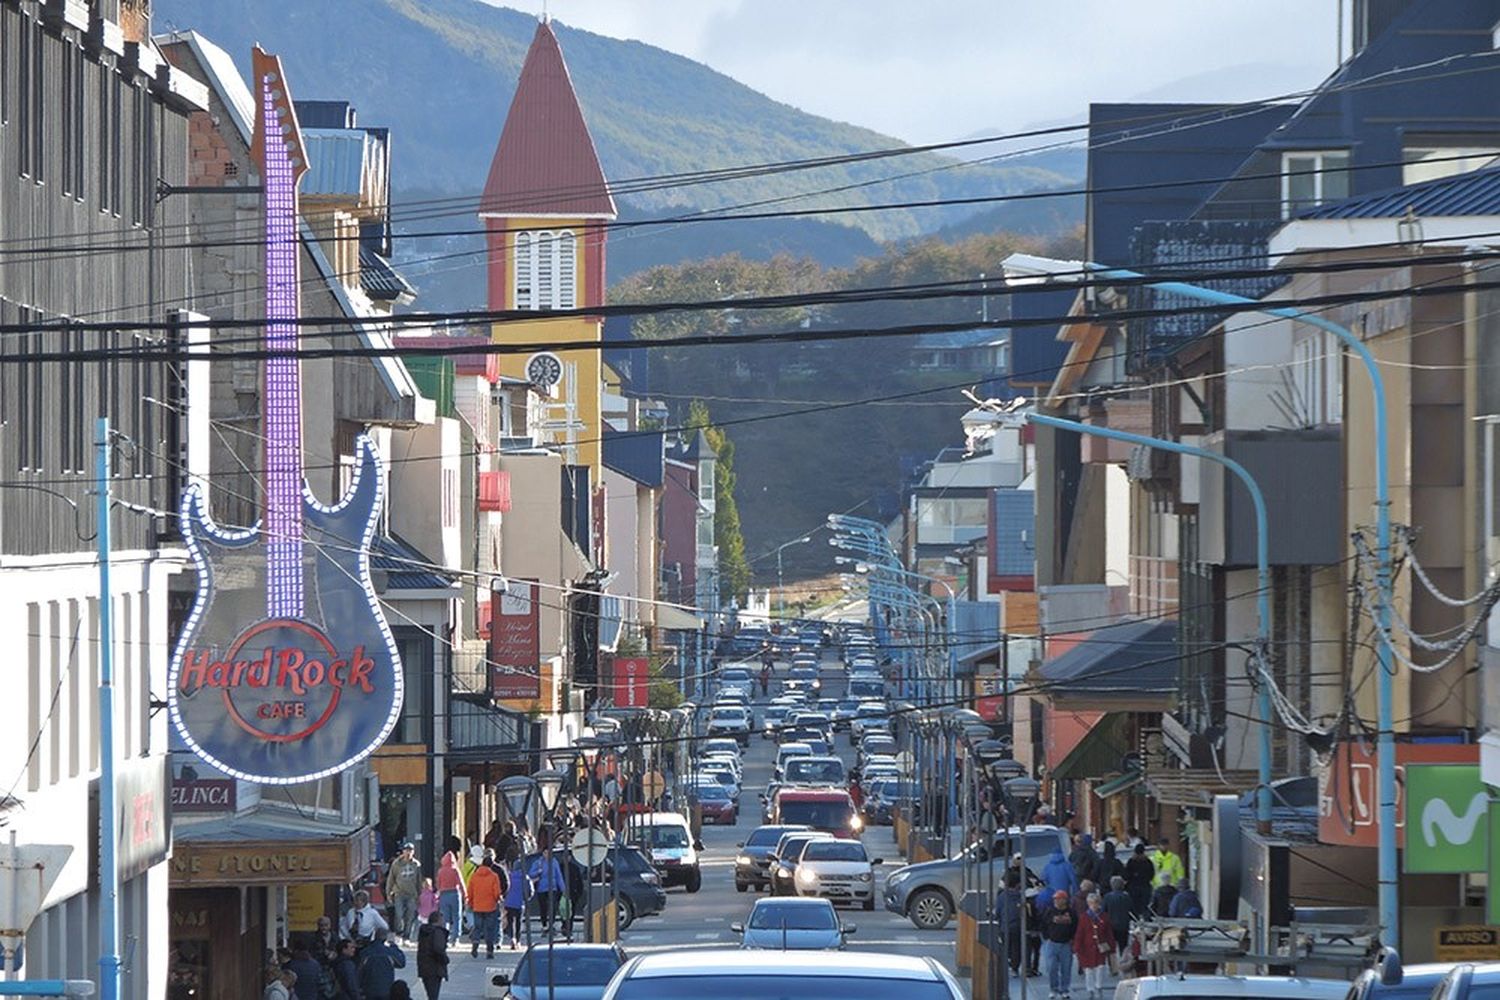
(577, 828, 613, 867)
(1435, 925, 1500, 962)
(0, 840, 73, 948)
(641, 771, 665, 803)
(1405, 764, 1486, 873)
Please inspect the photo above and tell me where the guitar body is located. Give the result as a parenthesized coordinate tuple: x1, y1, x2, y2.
(169, 437, 403, 783)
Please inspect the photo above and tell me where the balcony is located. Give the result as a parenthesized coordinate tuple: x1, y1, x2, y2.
(1197, 428, 1342, 567)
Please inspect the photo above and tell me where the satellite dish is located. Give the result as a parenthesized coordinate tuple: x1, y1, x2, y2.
(525, 351, 564, 390)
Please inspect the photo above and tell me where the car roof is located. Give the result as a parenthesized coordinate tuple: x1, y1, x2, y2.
(1121, 976, 1349, 998)
(521, 943, 621, 957)
(751, 896, 835, 911)
(622, 949, 942, 980)
(632, 812, 689, 825)
(778, 788, 851, 800)
(779, 742, 813, 752)
(789, 756, 843, 765)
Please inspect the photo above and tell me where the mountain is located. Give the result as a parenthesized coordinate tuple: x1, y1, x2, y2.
(152, 0, 1080, 251)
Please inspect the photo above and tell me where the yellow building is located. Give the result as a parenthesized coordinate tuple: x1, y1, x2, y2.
(479, 17, 616, 478)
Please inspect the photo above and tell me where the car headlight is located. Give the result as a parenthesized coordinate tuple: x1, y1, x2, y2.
(640, 871, 660, 884)
(796, 868, 818, 887)
(776, 866, 791, 878)
(857, 871, 873, 882)
(850, 815, 864, 831)
(737, 855, 753, 866)
(887, 869, 911, 887)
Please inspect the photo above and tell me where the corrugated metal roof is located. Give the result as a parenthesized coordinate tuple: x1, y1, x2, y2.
(1038, 619, 1178, 693)
(370, 533, 458, 592)
(302, 128, 372, 198)
(1300, 163, 1500, 219)
(480, 21, 616, 218)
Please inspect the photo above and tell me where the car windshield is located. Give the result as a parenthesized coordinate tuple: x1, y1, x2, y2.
(749, 903, 838, 930)
(512, 951, 621, 986)
(865, 740, 895, 753)
(802, 841, 867, 862)
(784, 759, 845, 784)
(748, 827, 793, 847)
(712, 708, 747, 719)
(877, 781, 918, 798)
(779, 801, 854, 830)
(790, 667, 817, 679)
(778, 836, 823, 858)
(696, 784, 731, 801)
(636, 825, 690, 849)
(856, 705, 885, 717)
(613, 976, 954, 1000)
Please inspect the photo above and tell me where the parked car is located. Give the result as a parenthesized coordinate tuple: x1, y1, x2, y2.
(600, 948, 965, 1000)
(772, 788, 862, 839)
(1431, 963, 1500, 1000)
(884, 825, 1068, 930)
(1345, 960, 1454, 1000)
(591, 845, 667, 929)
(736, 824, 810, 892)
(1117, 976, 1351, 1000)
(624, 812, 704, 893)
(494, 943, 629, 1000)
(768, 831, 835, 896)
(793, 836, 882, 910)
(732, 897, 853, 951)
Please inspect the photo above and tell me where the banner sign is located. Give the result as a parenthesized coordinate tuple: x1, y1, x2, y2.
(91, 754, 171, 885)
(172, 778, 237, 814)
(167, 49, 403, 785)
(1317, 740, 1477, 848)
(1435, 926, 1500, 962)
(611, 656, 650, 709)
(491, 579, 541, 700)
(1405, 764, 1486, 873)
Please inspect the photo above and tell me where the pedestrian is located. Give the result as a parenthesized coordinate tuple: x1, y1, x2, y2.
(1102, 876, 1133, 959)
(312, 915, 340, 967)
(504, 854, 531, 950)
(1149, 837, 1184, 888)
(263, 965, 294, 1000)
(1093, 841, 1125, 888)
(1041, 846, 1079, 901)
(285, 948, 324, 1000)
(435, 851, 466, 941)
(1150, 880, 1177, 917)
(1073, 892, 1115, 1000)
(1068, 833, 1097, 884)
(562, 850, 586, 942)
(1039, 889, 1079, 1000)
(416, 910, 450, 1000)
(356, 929, 405, 1000)
(385, 843, 423, 941)
(467, 851, 503, 959)
(1167, 878, 1203, 919)
(1123, 844, 1154, 916)
(417, 877, 439, 925)
(997, 872, 1026, 975)
(482, 820, 506, 855)
(390, 985, 412, 1000)
(330, 939, 362, 999)
(340, 890, 390, 946)
(528, 850, 566, 933)
(1125, 828, 1144, 850)
(1072, 879, 1095, 916)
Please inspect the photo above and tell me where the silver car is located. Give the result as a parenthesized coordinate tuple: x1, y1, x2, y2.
(600, 949, 965, 1000)
(731, 897, 853, 950)
(883, 826, 1068, 930)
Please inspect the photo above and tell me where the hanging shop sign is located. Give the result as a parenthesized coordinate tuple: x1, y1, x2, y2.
(611, 656, 650, 709)
(1404, 764, 1487, 874)
(90, 754, 172, 885)
(171, 778, 237, 814)
(1317, 740, 1477, 848)
(167, 48, 402, 785)
(491, 579, 542, 700)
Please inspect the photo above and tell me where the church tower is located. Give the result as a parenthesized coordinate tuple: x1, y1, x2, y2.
(480, 18, 616, 475)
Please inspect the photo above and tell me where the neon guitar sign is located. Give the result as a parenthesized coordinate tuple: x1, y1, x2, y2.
(167, 48, 403, 784)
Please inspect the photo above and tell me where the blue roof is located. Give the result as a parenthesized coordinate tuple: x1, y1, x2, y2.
(302, 128, 377, 198)
(988, 488, 1034, 577)
(370, 533, 458, 592)
(1039, 619, 1179, 694)
(1299, 164, 1500, 219)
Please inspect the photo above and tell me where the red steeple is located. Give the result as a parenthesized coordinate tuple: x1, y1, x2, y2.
(480, 20, 616, 218)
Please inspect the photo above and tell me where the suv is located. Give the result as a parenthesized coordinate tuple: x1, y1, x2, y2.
(847, 675, 885, 702)
(625, 812, 705, 893)
(707, 705, 753, 746)
(772, 788, 862, 838)
(774, 742, 814, 778)
(782, 756, 847, 787)
(794, 837, 882, 910)
(884, 825, 1068, 930)
(735, 823, 809, 892)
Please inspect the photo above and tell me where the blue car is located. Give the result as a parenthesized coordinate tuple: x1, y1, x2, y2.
(494, 943, 629, 1000)
(731, 897, 854, 950)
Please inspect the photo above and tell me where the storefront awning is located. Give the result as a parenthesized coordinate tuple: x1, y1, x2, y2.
(1095, 771, 1144, 798)
(1036, 619, 1178, 711)
(1051, 711, 1132, 780)
(171, 810, 371, 887)
(656, 604, 705, 631)
(1143, 769, 1258, 808)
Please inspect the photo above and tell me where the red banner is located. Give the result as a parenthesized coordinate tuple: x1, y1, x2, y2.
(1317, 740, 1477, 847)
(491, 579, 541, 700)
(611, 656, 650, 709)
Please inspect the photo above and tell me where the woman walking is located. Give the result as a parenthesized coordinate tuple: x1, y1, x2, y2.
(416, 911, 450, 1000)
(1073, 892, 1116, 1000)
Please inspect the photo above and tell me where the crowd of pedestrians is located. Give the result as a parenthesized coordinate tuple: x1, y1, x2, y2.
(995, 828, 1191, 1000)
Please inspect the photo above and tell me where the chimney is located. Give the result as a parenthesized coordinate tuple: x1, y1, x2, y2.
(119, 0, 149, 45)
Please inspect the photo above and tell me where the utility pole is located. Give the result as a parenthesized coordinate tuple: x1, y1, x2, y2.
(96, 418, 121, 1000)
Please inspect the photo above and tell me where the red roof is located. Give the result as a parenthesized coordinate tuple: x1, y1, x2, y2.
(480, 20, 616, 219)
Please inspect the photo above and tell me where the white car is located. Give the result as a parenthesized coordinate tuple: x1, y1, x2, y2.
(708, 705, 753, 746)
(1115, 977, 1349, 1000)
(793, 836, 882, 910)
(775, 741, 814, 779)
(702, 737, 743, 759)
(849, 703, 889, 742)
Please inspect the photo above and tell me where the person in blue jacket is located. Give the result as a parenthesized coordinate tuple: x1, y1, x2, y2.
(1041, 846, 1079, 910)
(356, 928, 405, 1000)
(528, 852, 566, 935)
(503, 856, 531, 950)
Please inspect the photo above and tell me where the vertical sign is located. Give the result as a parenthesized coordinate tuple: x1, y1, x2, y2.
(1404, 764, 1487, 873)
(491, 579, 541, 700)
(612, 656, 650, 709)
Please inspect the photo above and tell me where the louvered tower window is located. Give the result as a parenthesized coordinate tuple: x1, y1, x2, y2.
(513, 229, 577, 310)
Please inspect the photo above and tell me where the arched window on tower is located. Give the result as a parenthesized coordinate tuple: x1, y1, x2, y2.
(514, 231, 534, 309)
(513, 229, 577, 310)
(556, 229, 576, 309)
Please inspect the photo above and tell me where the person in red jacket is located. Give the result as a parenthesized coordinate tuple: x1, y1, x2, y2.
(1073, 891, 1116, 1000)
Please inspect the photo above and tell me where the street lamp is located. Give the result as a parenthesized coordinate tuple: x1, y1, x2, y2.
(1000, 773, 1041, 1000)
(1003, 249, 1398, 942)
(533, 766, 569, 1000)
(775, 535, 813, 618)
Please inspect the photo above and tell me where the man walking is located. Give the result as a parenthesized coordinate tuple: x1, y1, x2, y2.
(416, 910, 450, 1000)
(1040, 889, 1079, 1000)
(1102, 876, 1133, 963)
(1149, 837, 1184, 889)
(355, 929, 405, 1000)
(467, 851, 503, 959)
(340, 890, 389, 946)
(1124, 844, 1154, 916)
(385, 843, 423, 942)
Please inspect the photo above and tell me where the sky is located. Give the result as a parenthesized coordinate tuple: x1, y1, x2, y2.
(497, 1, 1343, 144)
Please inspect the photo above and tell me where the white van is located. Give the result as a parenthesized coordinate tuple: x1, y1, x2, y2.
(625, 811, 703, 893)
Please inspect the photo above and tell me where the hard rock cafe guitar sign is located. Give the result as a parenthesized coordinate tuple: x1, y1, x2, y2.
(167, 48, 403, 784)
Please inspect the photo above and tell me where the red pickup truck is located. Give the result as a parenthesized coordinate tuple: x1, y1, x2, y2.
(771, 788, 862, 839)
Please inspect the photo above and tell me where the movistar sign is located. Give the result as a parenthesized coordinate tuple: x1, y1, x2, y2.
(1405, 764, 1487, 874)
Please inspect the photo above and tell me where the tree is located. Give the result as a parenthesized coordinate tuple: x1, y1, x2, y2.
(688, 399, 752, 604)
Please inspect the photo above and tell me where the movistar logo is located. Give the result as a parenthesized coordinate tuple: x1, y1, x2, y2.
(1421, 792, 1487, 848)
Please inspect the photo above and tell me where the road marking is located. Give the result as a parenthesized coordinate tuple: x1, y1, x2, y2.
(693, 931, 722, 940)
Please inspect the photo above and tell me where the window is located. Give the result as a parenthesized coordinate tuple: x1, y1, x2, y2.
(512, 229, 577, 310)
(699, 464, 715, 503)
(1403, 140, 1500, 184)
(696, 515, 714, 548)
(30, 18, 43, 183)
(61, 43, 84, 198)
(1281, 150, 1349, 218)
(17, 11, 29, 176)
(441, 467, 457, 526)
(59, 328, 72, 472)
(914, 496, 989, 545)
